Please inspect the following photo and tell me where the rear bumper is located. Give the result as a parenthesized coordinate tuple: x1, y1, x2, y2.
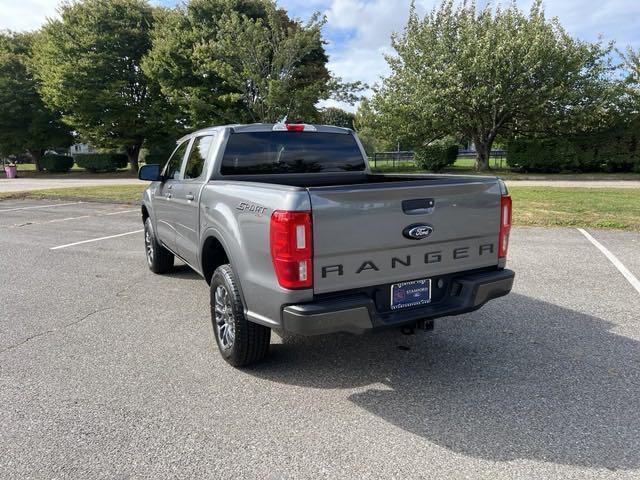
(282, 269, 515, 335)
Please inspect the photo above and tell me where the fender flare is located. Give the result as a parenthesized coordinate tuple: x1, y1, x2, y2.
(199, 227, 249, 310)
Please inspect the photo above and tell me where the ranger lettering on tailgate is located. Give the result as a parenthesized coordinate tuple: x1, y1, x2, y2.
(321, 242, 495, 278)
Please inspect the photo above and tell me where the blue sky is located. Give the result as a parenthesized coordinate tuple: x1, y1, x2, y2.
(2, 0, 639, 109)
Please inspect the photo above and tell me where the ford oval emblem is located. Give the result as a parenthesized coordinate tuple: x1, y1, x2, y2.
(403, 223, 434, 240)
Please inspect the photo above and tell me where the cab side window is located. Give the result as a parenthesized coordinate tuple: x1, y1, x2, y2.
(163, 141, 189, 180)
(184, 135, 214, 180)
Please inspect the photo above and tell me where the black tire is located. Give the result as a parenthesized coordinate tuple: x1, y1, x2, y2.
(210, 264, 271, 367)
(144, 217, 174, 274)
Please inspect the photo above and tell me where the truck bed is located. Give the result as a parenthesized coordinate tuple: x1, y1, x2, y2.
(219, 172, 497, 188)
(211, 172, 502, 294)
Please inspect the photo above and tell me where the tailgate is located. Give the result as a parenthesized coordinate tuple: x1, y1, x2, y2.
(309, 179, 501, 294)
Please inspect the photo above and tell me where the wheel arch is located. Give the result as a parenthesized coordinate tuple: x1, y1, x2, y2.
(141, 204, 150, 223)
(201, 234, 231, 285)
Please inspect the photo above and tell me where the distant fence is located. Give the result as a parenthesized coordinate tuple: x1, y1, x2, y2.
(369, 149, 508, 169)
(370, 151, 415, 169)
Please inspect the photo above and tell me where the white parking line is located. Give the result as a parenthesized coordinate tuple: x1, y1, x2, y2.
(577, 228, 640, 295)
(50, 229, 143, 250)
(103, 209, 138, 216)
(4, 209, 138, 228)
(36, 208, 137, 223)
(47, 215, 91, 223)
(0, 201, 85, 213)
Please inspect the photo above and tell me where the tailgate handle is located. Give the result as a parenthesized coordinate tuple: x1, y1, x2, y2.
(402, 198, 435, 215)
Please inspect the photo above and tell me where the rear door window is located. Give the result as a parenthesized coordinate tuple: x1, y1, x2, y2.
(220, 131, 365, 175)
(183, 135, 215, 180)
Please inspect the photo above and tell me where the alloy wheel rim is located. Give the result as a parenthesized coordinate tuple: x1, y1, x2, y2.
(144, 228, 154, 265)
(214, 285, 235, 350)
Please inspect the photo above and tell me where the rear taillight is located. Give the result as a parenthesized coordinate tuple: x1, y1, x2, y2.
(270, 210, 313, 289)
(499, 194, 512, 258)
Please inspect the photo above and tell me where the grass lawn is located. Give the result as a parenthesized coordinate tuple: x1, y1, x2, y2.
(7, 159, 640, 181)
(510, 187, 640, 231)
(4, 163, 81, 171)
(370, 155, 507, 172)
(0, 185, 147, 203)
(1, 184, 638, 232)
(1, 163, 136, 179)
(371, 156, 640, 180)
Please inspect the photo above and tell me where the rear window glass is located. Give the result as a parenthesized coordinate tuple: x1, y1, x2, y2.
(220, 131, 365, 175)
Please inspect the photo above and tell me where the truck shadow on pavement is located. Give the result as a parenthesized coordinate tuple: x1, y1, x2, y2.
(252, 293, 640, 471)
(164, 264, 202, 281)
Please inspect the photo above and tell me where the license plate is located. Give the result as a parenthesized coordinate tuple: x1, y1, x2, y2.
(390, 278, 431, 310)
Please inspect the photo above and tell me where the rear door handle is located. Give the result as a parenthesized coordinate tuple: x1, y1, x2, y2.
(185, 193, 194, 201)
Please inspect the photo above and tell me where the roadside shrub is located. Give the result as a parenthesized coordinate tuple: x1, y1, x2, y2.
(40, 153, 74, 173)
(507, 138, 573, 172)
(75, 153, 128, 172)
(414, 140, 458, 172)
(508, 121, 640, 173)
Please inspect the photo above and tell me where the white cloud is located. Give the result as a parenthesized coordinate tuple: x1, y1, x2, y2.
(318, 0, 438, 111)
(0, 0, 59, 31)
(324, 0, 419, 86)
(0, 0, 175, 31)
(536, 0, 640, 48)
(319, 0, 640, 112)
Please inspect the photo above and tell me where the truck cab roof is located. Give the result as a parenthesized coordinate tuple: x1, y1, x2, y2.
(177, 123, 352, 143)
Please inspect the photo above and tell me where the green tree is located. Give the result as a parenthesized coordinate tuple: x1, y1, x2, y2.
(144, 0, 356, 127)
(624, 47, 640, 83)
(353, 98, 392, 154)
(0, 31, 72, 170)
(622, 47, 640, 117)
(374, 0, 618, 170)
(32, 0, 178, 172)
(210, 6, 330, 122)
(319, 107, 355, 129)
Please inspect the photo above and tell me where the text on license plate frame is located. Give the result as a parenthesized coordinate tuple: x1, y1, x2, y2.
(390, 278, 432, 310)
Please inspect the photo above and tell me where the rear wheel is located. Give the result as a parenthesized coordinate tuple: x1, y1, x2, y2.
(144, 217, 174, 274)
(210, 264, 271, 367)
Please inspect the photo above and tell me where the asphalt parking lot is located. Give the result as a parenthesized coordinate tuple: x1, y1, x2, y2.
(1, 199, 639, 479)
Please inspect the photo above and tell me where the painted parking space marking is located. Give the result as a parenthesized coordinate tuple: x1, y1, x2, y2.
(50, 229, 144, 250)
(48, 215, 91, 223)
(0, 201, 85, 213)
(0, 209, 139, 228)
(577, 228, 640, 295)
(103, 209, 138, 216)
(3, 209, 138, 228)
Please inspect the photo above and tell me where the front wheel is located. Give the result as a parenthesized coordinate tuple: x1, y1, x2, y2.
(144, 217, 174, 274)
(210, 264, 271, 367)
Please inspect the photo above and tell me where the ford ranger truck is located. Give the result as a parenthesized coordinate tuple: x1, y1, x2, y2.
(138, 122, 515, 367)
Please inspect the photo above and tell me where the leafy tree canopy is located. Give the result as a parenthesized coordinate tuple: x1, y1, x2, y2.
(373, 0, 621, 170)
(32, 0, 179, 171)
(143, 0, 362, 127)
(622, 47, 640, 118)
(319, 107, 355, 129)
(0, 31, 72, 169)
(353, 97, 392, 154)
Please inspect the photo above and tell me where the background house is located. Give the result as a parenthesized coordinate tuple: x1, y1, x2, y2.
(69, 143, 96, 155)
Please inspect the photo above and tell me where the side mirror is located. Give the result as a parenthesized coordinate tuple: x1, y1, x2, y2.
(139, 164, 162, 182)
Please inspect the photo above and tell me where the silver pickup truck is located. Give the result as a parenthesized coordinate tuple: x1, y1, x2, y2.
(139, 122, 515, 366)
